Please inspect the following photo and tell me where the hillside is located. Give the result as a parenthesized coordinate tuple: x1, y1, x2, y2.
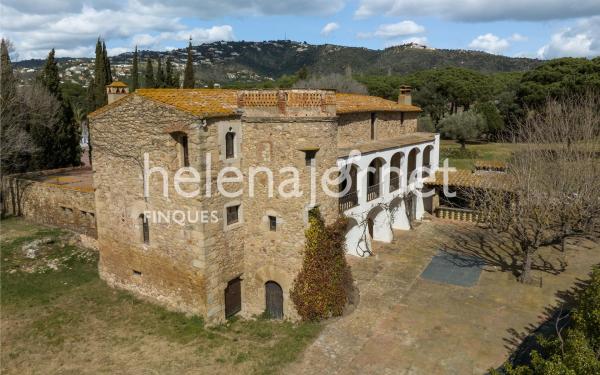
(13, 40, 542, 86)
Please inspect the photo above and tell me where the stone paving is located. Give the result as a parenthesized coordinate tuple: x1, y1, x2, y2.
(286, 219, 600, 375)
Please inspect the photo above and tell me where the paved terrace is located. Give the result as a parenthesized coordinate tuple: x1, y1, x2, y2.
(287, 219, 600, 375)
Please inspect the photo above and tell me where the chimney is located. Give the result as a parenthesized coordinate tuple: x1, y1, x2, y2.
(398, 85, 412, 105)
(106, 81, 129, 104)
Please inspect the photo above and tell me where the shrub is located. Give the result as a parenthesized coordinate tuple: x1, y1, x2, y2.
(439, 111, 486, 149)
(290, 208, 353, 321)
(417, 115, 435, 132)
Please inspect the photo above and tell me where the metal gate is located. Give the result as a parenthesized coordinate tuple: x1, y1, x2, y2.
(265, 281, 283, 319)
(225, 277, 241, 318)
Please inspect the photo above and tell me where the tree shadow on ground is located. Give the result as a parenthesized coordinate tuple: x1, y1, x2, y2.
(434, 224, 567, 279)
(501, 275, 594, 368)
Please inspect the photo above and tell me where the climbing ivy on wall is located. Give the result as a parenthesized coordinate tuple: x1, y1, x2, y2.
(290, 207, 354, 321)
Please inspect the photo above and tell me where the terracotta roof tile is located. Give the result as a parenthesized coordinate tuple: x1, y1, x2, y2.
(90, 89, 422, 119)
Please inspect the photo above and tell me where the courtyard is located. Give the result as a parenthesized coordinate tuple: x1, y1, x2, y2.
(287, 219, 600, 374)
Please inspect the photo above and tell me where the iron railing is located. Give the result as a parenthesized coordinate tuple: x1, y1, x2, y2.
(339, 191, 359, 212)
(367, 183, 380, 201)
(389, 176, 400, 192)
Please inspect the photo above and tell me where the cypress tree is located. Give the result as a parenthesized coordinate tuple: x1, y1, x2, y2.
(0, 39, 16, 105)
(144, 58, 155, 88)
(103, 41, 112, 84)
(38, 48, 61, 98)
(92, 38, 107, 109)
(131, 46, 139, 91)
(183, 39, 194, 88)
(156, 58, 165, 88)
(165, 57, 174, 87)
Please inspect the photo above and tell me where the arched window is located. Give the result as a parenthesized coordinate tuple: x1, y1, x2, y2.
(225, 132, 235, 159)
(139, 214, 149, 244)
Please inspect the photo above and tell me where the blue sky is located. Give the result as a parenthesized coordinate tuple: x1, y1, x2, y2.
(2, 0, 599, 60)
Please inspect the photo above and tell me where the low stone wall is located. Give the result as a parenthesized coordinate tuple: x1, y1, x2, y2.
(1, 167, 97, 238)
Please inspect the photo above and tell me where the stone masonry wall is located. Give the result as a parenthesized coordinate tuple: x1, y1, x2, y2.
(90, 95, 213, 316)
(337, 111, 418, 147)
(1, 168, 96, 237)
(240, 115, 339, 320)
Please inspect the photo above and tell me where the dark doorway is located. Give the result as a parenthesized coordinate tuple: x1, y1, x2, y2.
(265, 281, 283, 319)
(367, 217, 374, 238)
(225, 277, 241, 318)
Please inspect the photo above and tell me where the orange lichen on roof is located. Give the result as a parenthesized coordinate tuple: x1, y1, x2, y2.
(88, 94, 130, 118)
(89, 89, 422, 119)
(335, 93, 421, 113)
(474, 160, 507, 171)
(425, 169, 512, 190)
(107, 81, 128, 87)
(136, 89, 239, 118)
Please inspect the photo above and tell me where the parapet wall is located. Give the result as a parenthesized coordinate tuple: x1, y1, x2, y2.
(237, 89, 337, 117)
(1, 167, 97, 238)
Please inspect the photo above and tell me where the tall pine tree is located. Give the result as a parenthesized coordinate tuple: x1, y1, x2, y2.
(183, 38, 194, 88)
(131, 46, 139, 91)
(144, 58, 155, 88)
(155, 58, 165, 88)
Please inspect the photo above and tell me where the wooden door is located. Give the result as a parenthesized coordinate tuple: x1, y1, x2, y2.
(265, 281, 283, 319)
(225, 277, 241, 318)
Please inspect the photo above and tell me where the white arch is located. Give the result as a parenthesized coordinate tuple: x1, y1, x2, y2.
(368, 206, 393, 243)
(345, 218, 371, 257)
(390, 197, 410, 230)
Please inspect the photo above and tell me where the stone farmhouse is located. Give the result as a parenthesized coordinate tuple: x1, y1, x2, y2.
(8, 83, 440, 325)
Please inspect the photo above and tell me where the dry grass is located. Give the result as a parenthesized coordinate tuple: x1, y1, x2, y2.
(440, 140, 525, 170)
(0, 218, 321, 375)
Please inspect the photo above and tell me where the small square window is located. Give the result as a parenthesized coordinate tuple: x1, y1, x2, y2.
(268, 216, 277, 231)
(304, 150, 317, 166)
(226, 205, 239, 225)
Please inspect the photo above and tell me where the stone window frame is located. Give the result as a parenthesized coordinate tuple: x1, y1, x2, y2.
(139, 213, 150, 244)
(370, 112, 377, 140)
(223, 200, 243, 231)
(218, 121, 242, 164)
(170, 131, 190, 167)
(263, 209, 283, 232)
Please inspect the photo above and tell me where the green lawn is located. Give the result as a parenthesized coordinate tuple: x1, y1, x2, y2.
(0, 218, 320, 375)
(439, 140, 524, 170)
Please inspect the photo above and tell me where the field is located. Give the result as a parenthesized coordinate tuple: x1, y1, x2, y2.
(0, 218, 320, 375)
(439, 140, 524, 170)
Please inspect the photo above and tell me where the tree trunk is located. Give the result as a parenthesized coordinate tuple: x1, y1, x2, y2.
(460, 140, 466, 149)
(519, 249, 534, 284)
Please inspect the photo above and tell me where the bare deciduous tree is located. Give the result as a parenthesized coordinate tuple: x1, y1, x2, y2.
(469, 93, 600, 283)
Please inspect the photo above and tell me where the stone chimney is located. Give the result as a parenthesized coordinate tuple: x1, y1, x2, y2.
(106, 81, 129, 104)
(398, 85, 412, 105)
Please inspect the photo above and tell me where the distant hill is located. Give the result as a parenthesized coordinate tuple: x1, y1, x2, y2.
(13, 40, 542, 86)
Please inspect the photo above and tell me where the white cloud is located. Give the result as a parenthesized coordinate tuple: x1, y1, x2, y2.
(468, 33, 510, 54)
(355, 0, 600, 21)
(320, 22, 340, 36)
(1, 0, 343, 59)
(358, 21, 425, 39)
(510, 33, 527, 42)
(537, 16, 600, 59)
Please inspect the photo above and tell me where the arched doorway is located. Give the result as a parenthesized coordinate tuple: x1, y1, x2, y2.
(389, 152, 403, 192)
(407, 148, 420, 186)
(265, 281, 283, 319)
(367, 206, 393, 243)
(422, 145, 434, 178)
(367, 157, 385, 201)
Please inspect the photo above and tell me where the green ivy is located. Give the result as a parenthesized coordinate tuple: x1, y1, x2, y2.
(290, 208, 353, 321)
